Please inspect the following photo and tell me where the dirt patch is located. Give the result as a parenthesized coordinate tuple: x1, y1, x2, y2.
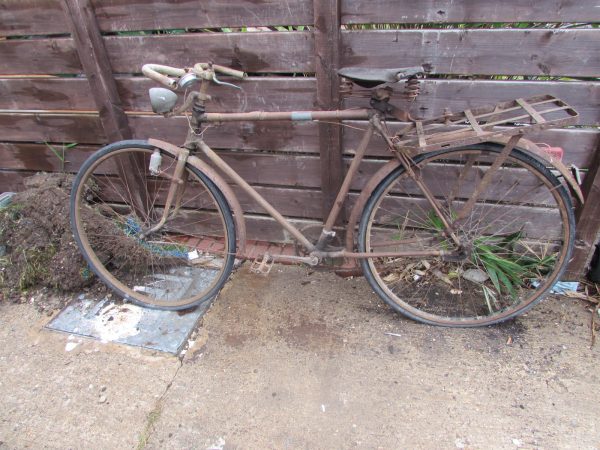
(0, 174, 88, 305)
(0, 172, 176, 312)
(0, 173, 114, 311)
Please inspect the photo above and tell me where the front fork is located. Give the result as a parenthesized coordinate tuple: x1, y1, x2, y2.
(139, 148, 190, 238)
(139, 88, 209, 238)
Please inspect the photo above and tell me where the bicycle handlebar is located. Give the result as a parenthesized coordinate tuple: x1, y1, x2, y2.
(142, 64, 185, 88)
(141, 63, 246, 89)
(194, 63, 246, 79)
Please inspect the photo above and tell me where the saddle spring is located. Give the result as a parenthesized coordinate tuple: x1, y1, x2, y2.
(402, 77, 421, 101)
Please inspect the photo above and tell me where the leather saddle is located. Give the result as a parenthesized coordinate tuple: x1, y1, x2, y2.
(337, 66, 425, 88)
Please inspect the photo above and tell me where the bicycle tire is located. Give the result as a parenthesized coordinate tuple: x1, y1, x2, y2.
(358, 143, 575, 327)
(70, 140, 236, 310)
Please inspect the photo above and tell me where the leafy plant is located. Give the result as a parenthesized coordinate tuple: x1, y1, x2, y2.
(426, 210, 555, 297)
(472, 231, 555, 297)
(424, 209, 455, 249)
(45, 142, 78, 172)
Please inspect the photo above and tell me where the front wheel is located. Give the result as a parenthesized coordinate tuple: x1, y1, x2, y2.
(70, 140, 236, 310)
(358, 144, 575, 327)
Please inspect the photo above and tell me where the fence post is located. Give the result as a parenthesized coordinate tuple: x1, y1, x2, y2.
(565, 136, 600, 279)
(61, 0, 150, 213)
(61, 0, 131, 141)
(313, 0, 344, 222)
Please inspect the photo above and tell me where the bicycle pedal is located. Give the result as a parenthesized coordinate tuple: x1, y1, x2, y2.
(249, 253, 274, 275)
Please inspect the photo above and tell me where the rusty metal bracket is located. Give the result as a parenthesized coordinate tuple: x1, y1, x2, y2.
(455, 134, 522, 222)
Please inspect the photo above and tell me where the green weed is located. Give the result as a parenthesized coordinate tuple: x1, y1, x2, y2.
(136, 400, 163, 450)
(45, 142, 78, 172)
(426, 210, 555, 297)
(472, 232, 555, 297)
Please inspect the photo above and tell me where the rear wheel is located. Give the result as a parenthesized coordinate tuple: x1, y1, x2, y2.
(358, 144, 575, 327)
(70, 140, 236, 310)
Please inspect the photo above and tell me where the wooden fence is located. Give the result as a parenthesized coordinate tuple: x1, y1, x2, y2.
(0, 0, 599, 277)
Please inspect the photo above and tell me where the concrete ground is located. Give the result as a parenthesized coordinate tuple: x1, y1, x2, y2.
(0, 265, 598, 449)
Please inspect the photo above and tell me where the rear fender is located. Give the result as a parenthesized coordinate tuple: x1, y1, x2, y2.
(489, 137, 584, 204)
(344, 138, 584, 252)
(345, 159, 401, 252)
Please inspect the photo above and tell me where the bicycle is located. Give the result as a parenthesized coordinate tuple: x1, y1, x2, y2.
(70, 62, 582, 327)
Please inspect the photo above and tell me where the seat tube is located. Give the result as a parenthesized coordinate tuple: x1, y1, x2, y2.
(316, 120, 375, 248)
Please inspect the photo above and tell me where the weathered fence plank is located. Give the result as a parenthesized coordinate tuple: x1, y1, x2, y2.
(0, 142, 322, 188)
(7, 166, 325, 241)
(343, 79, 600, 126)
(0, 113, 106, 143)
(0, 32, 313, 75)
(105, 32, 313, 74)
(342, 29, 599, 77)
(0, 77, 317, 113)
(0, 168, 323, 221)
(0, 0, 69, 36)
(7, 0, 599, 38)
(2, 77, 599, 126)
(0, 0, 313, 37)
(0, 113, 596, 167)
(343, 122, 600, 168)
(0, 143, 97, 173)
(0, 113, 320, 152)
(2, 141, 595, 205)
(150, 118, 320, 153)
(0, 38, 80, 75)
(342, 0, 600, 24)
(351, 194, 562, 240)
(93, 0, 313, 30)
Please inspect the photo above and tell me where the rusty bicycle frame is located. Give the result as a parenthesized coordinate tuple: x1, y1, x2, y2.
(141, 63, 582, 270)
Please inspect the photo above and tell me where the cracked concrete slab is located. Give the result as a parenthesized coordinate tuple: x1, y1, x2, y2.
(0, 265, 599, 449)
(146, 266, 600, 449)
(0, 303, 180, 449)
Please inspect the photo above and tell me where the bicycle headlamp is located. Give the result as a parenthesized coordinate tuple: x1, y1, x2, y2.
(149, 87, 178, 114)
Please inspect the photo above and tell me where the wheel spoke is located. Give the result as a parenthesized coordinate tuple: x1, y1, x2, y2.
(72, 144, 235, 309)
(359, 145, 573, 327)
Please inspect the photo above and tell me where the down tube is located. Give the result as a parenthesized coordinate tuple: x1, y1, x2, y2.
(197, 140, 316, 252)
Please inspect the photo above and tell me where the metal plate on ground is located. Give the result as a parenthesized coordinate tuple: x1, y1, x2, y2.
(46, 294, 211, 354)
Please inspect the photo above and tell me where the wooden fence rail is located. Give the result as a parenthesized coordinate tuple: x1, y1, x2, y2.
(0, 0, 599, 277)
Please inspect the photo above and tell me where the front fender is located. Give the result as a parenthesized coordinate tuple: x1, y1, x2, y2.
(147, 138, 247, 256)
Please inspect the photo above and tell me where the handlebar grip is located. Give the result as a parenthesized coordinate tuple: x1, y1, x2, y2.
(212, 64, 246, 79)
(142, 64, 186, 89)
(194, 63, 246, 79)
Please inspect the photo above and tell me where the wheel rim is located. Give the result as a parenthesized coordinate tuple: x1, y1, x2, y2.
(361, 147, 574, 326)
(72, 146, 233, 308)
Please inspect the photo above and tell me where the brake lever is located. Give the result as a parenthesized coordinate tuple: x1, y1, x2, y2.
(212, 72, 242, 90)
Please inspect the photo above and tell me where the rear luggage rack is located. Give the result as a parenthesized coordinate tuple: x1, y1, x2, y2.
(393, 95, 579, 153)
